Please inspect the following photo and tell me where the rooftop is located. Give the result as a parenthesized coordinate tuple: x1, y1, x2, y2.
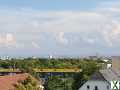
(0, 73, 28, 90)
(99, 68, 120, 81)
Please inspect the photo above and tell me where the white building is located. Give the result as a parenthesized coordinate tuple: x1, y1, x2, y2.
(79, 81, 110, 90)
(79, 68, 120, 90)
(49, 55, 53, 59)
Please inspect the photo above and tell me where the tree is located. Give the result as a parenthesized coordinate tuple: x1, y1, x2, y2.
(16, 76, 41, 90)
(46, 76, 64, 90)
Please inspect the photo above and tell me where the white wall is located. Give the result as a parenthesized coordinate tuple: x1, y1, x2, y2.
(79, 80, 110, 90)
(107, 64, 112, 69)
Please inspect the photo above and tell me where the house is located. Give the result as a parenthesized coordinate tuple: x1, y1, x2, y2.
(79, 80, 109, 90)
(79, 56, 120, 90)
(78, 71, 110, 90)
(0, 73, 44, 90)
(79, 68, 120, 90)
(0, 73, 29, 90)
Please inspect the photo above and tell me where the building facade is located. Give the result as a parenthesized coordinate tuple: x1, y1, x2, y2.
(79, 80, 110, 90)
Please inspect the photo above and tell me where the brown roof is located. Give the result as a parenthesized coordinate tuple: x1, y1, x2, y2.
(0, 73, 29, 90)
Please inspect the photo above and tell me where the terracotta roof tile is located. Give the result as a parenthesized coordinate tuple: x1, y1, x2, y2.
(0, 73, 28, 90)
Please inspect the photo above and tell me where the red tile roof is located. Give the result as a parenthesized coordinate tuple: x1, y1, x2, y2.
(0, 73, 29, 90)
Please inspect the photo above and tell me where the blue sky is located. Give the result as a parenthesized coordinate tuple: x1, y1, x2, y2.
(0, 0, 120, 57)
(0, 0, 104, 10)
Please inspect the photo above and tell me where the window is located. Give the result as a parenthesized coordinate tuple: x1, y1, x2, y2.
(95, 86, 98, 90)
(107, 85, 109, 90)
(87, 85, 90, 90)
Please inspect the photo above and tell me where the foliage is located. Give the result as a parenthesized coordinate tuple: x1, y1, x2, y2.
(0, 58, 102, 90)
(16, 75, 41, 90)
(0, 58, 102, 69)
(45, 76, 74, 90)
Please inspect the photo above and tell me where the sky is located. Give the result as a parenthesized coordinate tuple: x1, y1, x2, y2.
(0, 0, 120, 57)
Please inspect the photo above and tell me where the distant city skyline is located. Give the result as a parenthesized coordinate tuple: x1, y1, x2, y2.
(0, 0, 120, 57)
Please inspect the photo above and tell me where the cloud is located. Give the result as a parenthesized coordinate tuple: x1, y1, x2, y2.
(103, 22, 120, 47)
(32, 42, 40, 49)
(0, 8, 114, 48)
(96, 2, 120, 47)
(1, 2, 120, 56)
(85, 38, 95, 44)
(0, 9, 106, 33)
(0, 33, 25, 49)
(0, 33, 16, 47)
(56, 32, 68, 45)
